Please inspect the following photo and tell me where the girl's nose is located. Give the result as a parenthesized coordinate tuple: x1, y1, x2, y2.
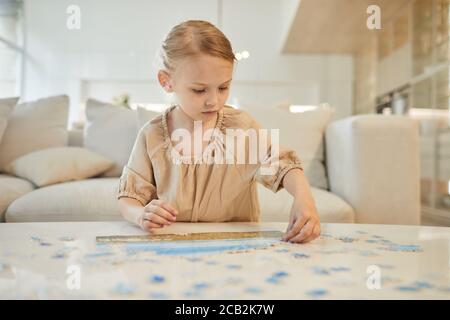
(205, 101, 216, 108)
(206, 92, 218, 107)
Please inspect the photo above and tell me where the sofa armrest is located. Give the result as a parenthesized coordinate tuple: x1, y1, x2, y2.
(325, 115, 421, 225)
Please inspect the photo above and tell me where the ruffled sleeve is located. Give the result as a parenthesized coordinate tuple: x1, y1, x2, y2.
(117, 128, 157, 206)
(241, 110, 303, 193)
(255, 144, 303, 193)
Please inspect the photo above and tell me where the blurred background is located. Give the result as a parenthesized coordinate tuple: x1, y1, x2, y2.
(0, 0, 449, 223)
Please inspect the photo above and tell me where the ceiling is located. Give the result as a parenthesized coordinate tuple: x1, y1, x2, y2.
(282, 0, 411, 54)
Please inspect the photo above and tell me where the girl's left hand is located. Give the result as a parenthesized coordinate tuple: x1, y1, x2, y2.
(282, 199, 321, 243)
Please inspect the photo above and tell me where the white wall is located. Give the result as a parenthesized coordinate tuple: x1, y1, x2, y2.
(21, 0, 353, 125)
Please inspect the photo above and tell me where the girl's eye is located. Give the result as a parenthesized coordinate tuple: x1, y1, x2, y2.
(192, 87, 228, 94)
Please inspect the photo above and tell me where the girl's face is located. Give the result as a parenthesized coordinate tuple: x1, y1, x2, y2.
(158, 54, 234, 122)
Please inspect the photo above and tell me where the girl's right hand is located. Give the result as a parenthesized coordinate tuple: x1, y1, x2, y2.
(138, 199, 178, 231)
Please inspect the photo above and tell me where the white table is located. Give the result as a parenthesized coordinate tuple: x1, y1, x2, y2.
(0, 221, 449, 299)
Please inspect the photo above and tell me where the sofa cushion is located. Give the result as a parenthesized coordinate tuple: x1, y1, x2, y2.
(5, 177, 354, 223)
(258, 184, 354, 223)
(0, 97, 19, 143)
(4, 147, 114, 187)
(68, 128, 83, 147)
(0, 95, 69, 171)
(250, 106, 334, 190)
(5, 178, 122, 222)
(83, 101, 163, 178)
(0, 174, 35, 222)
(137, 106, 162, 130)
(84, 99, 138, 177)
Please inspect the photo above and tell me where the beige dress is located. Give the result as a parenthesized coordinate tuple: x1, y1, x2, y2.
(117, 105, 303, 222)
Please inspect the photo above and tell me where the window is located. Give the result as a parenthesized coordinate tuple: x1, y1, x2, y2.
(0, 0, 23, 98)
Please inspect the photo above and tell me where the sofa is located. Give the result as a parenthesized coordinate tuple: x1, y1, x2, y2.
(0, 97, 421, 225)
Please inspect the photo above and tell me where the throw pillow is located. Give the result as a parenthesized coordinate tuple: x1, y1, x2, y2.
(0, 97, 19, 144)
(84, 98, 138, 177)
(4, 147, 114, 187)
(249, 106, 334, 190)
(0, 95, 69, 171)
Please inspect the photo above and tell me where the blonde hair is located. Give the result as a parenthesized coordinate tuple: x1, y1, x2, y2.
(159, 20, 236, 71)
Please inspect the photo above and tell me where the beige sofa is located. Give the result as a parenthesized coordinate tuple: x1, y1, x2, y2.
(1, 114, 421, 225)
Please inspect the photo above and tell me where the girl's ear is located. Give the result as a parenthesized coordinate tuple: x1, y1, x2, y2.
(157, 70, 174, 93)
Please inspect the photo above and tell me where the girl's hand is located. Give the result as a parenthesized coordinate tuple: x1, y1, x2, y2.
(282, 199, 321, 243)
(138, 199, 178, 231)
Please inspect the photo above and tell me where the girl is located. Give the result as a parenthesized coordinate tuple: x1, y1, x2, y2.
(117, 20, 320, 243)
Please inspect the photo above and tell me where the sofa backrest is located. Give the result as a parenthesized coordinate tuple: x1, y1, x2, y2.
(68, 129, 83, 148)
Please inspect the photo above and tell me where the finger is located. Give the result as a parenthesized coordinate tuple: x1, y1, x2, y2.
(289, 220, 315, 243)
(147, 211, 172, 226)
(151, 200, 178, 217)
(282, 217, 295, 241)
(283, 216, 308, 242)
(141, 211, 163, 224)
(146, 201, 177, 220)
(302, 223, 321, 243)
(142, 220, 163, 230)
(143, 219, 163, 229)
(146, 204, 176, 223)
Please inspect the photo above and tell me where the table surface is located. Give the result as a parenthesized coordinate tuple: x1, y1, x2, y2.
(0, 221, 449, 299)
